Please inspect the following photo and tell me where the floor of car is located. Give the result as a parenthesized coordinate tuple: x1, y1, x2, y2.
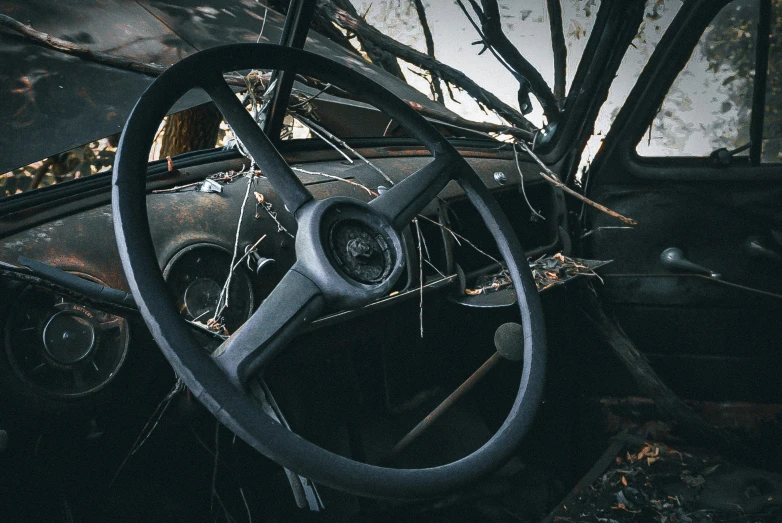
(546, 432, 782, 523)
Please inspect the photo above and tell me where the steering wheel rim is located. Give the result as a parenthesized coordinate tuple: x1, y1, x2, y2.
(112, 43, 546, 499)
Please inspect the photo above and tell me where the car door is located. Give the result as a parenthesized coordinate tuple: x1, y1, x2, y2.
(581, 0, 782, 403)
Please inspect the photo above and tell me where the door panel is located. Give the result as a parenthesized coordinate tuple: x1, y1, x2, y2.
(582, 0, 782, 402)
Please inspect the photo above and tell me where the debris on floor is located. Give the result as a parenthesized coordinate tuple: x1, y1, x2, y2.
(546, 434, 782, 523)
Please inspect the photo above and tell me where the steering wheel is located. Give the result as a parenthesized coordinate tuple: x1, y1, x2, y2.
(112, 44, 546, 499)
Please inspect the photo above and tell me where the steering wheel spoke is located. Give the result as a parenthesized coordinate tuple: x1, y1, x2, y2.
(369, 156, 460, 230)
(212, 265, 325, 388)
(202, 75, 313, 217)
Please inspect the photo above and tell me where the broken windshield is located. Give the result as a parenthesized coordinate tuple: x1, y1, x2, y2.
(2, 0, 604, 198)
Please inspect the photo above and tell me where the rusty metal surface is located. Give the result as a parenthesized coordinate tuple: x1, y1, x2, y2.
(599, 396, 782, 439)
(0, 172, 296, 293)
(0, 152, 547, 299)
(0, 0, 204, 173)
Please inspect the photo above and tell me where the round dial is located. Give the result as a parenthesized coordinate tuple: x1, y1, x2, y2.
(43, 310, 96, 365)
(163, 243, 255, 339)
(4, 285, 129, 398)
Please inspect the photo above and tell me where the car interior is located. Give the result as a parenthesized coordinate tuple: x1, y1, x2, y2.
(0, 0, 781, 521)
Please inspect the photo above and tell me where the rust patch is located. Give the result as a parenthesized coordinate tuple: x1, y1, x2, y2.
(599, 396, 782, 438)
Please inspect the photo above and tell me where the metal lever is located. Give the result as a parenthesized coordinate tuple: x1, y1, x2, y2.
(746, 235, 782, 263)
(660, 247, 721, 279)
(379, 323, 524, 464)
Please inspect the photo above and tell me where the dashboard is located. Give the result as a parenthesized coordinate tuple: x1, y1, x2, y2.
(0, 145, 560, 420)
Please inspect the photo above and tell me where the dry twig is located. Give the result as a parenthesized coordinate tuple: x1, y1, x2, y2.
(517, 141, 637, 226)
(411, 0, 444, 104)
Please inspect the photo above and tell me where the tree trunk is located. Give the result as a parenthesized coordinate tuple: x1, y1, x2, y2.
(159, 103, 223, 159)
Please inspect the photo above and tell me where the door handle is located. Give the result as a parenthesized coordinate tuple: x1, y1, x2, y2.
(746, 235, 782, 263)
(660, 247, 721, 279)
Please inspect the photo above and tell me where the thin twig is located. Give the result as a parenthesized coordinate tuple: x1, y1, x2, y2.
(257, 6, 269, 43)
(231, 234, 267, 272)
(292, 167, 376, 197)
(292, 113, 395, 186)
(110, 377, 184, 486)
(414, 218, 424, 338)
(517, 141, 637, 226)
(416, 214, 501, 266)
(289, 83, 332, 109)
(454, 0, 516, 78)
(291, 116, 354, 163)
(513, 143, 545, 221)
(424, 258, 447, 278)
(214, 173, 255, 321)
(254, 192, 295, 239)
(240, 488, 253, 523)
(287, 166, 503, 274)
(212, 489, 236, 523)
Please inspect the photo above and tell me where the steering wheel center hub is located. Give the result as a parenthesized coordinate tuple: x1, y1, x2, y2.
(330, 220, 391, 284)
(294, 197, 405, 308)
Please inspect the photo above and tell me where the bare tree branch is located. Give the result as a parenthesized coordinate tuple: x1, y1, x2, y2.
(316, 1, 535, 130)
(517, 141, 637, 225)
(411, 0, 444, 105)
(579, 290, 740, 449)
(547, 0, 567, 105)
(0, 14, 252, 88)
(330, 0, 407, 81)
(471, 0, 560, 122)
(0, 14, 168, 77)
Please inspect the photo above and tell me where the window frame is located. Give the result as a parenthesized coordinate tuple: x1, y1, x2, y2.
(633, 0, 774, 164)
(591, 0, 781, 184)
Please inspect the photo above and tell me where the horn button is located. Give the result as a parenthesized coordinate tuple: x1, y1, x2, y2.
(329, 219, 392, 284)
(321, 201, 399, 287)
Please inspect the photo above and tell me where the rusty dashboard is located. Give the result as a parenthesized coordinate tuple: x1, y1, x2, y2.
(0, 145, 560, 415)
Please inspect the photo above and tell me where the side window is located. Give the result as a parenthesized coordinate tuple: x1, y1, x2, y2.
(763, 1, 782, 162)
(637, 0, 758, 158)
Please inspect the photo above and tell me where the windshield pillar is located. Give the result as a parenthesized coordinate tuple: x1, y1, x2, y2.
(263, 0, 317, 141)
